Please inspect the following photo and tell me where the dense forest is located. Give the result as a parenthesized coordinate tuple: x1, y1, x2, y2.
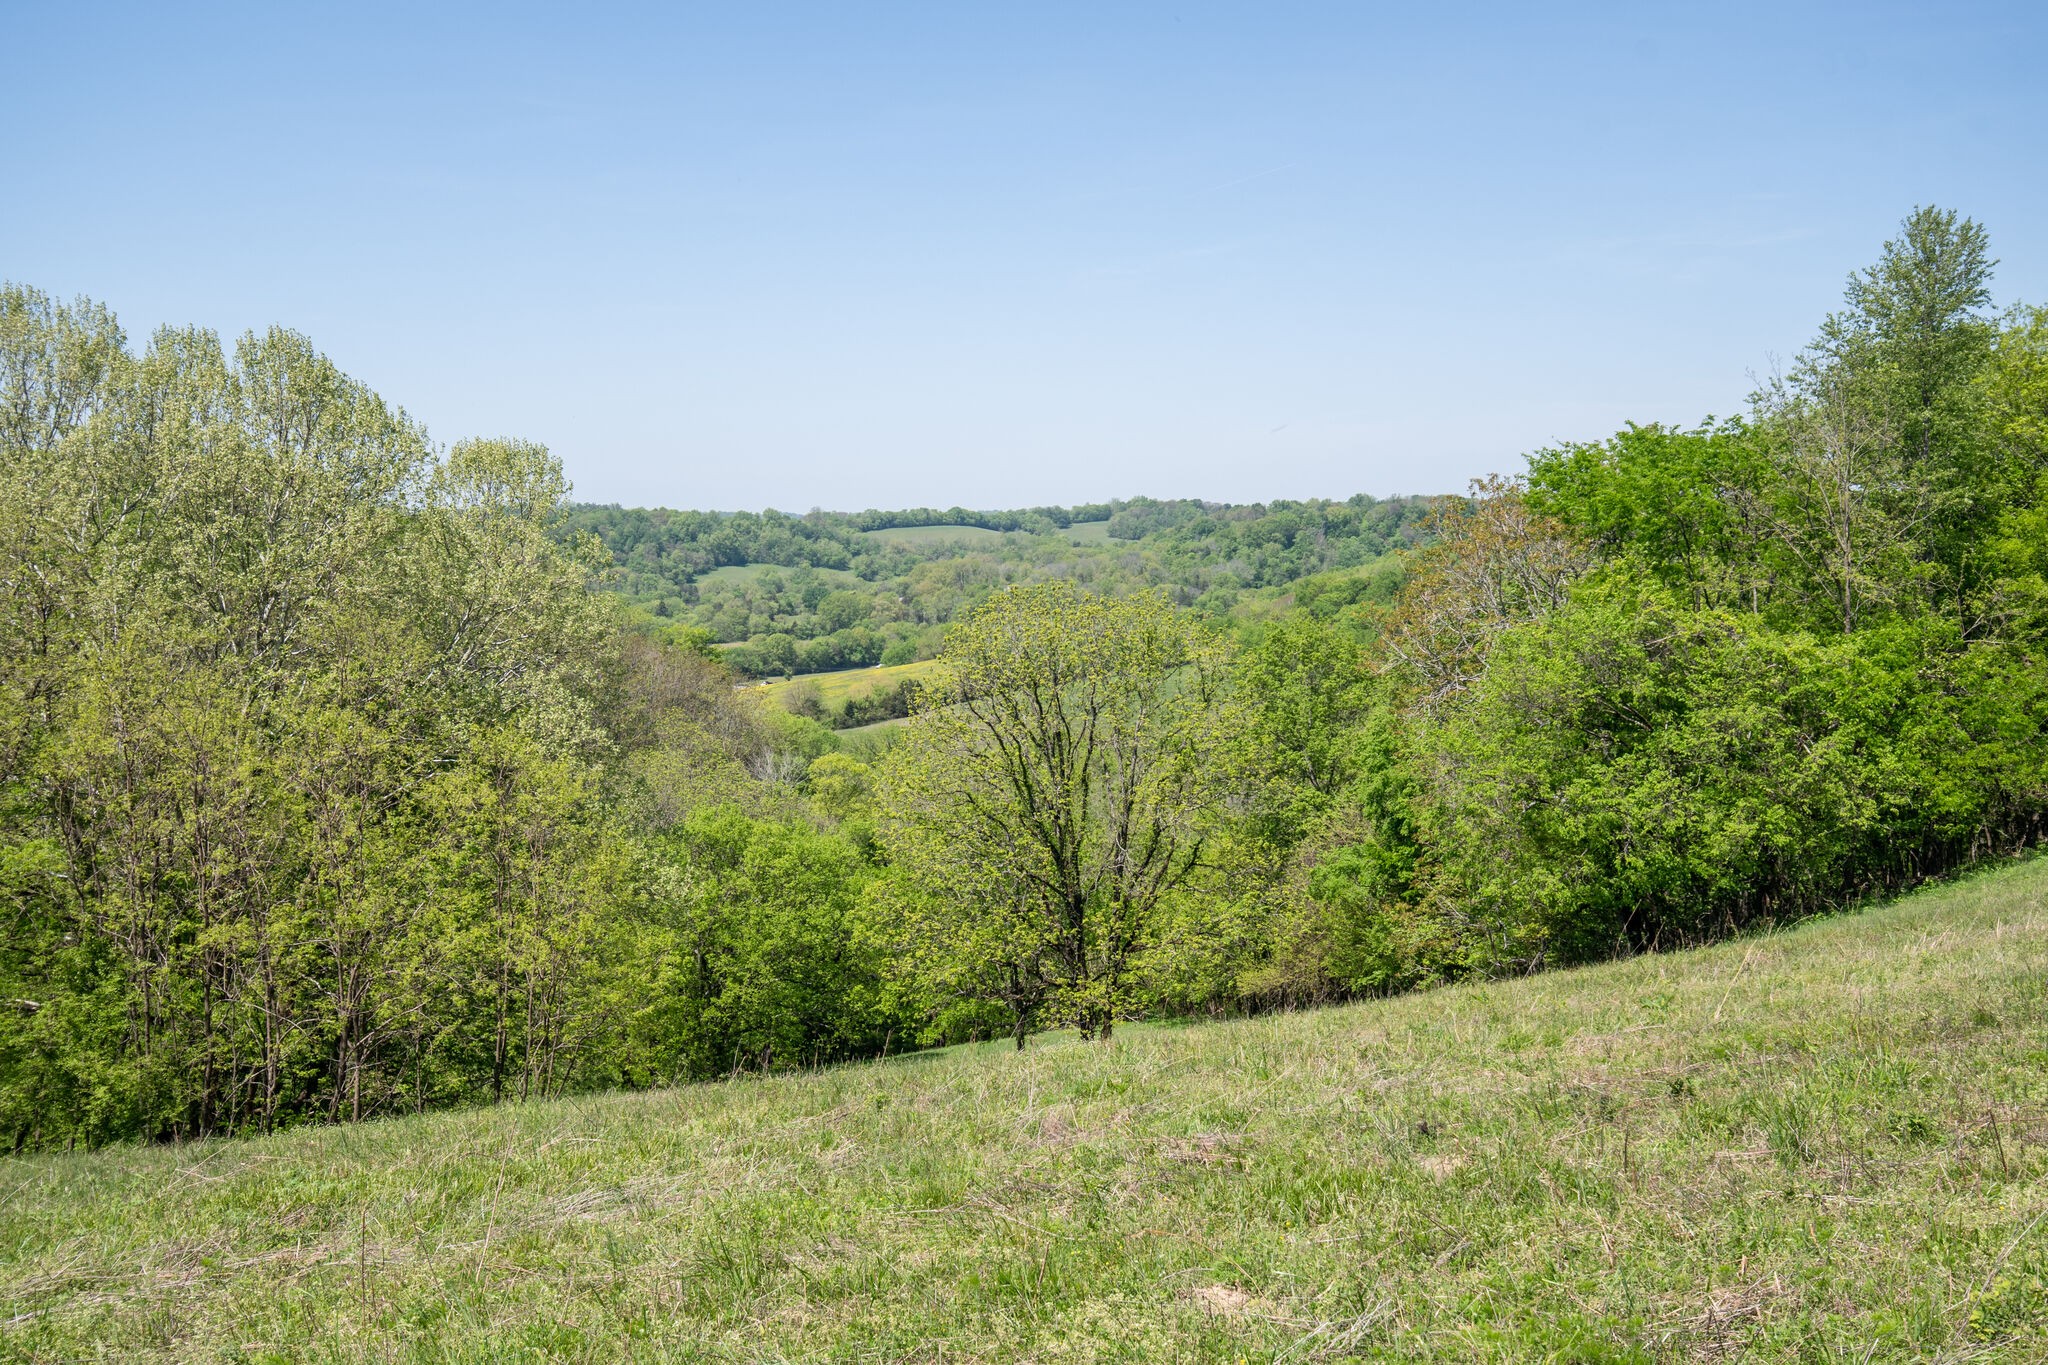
(3, 207, 2044, 1153)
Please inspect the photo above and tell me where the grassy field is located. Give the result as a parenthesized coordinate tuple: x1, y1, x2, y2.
(5, 861, 2047, 1361)
(863, 525, 1011, 548)
(1065, 520, 1114, 545)
(750, 659, 940, 707)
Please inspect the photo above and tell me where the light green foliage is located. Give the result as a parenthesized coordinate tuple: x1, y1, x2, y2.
(873, 584, 1246, 1043)
(1237, 616, 1376, 814)
(1378, 477, 1591, 710)
(0, 286, 639, 1146)
(3, 861, 2045, 1359)
(1981, 306, 2048, 635)
(1987, 304, 2048, 467)
(1525, 422, 1759, 609)
(1199, 613, 1456, 1005)
(804, 752, 873, 822)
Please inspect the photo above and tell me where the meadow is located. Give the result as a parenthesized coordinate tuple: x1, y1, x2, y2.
(751, 659, 941, 708)
(4, 857, 2044, 1362)
(5, 216, 2047, 1362)
(1064, 520, 1113, 545)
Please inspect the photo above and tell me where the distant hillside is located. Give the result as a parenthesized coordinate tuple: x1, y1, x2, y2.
(564, 494, 1440, 677)
(7, 857, 2043, 1359)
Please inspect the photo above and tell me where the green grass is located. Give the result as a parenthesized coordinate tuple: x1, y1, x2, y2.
(6, 861, 2048, 1361)
(862, 524, 1010, 548)
(750, 659, 939, 706)
(1065, 520, 1114, 545)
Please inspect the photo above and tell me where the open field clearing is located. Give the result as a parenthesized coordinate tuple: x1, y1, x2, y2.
(834, 717, 911, 744)
(1064, 520, 1114, 545)
(750, 659, 940, 706)
(4, 859, 2046, 1360)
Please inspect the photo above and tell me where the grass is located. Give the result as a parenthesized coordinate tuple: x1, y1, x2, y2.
(831, 721, 910, 759)
(5, 861, 2048, 1361)
(1065, 520, 1114, 545)
(750, 659, 940, 707)
(862, 525, 1010, 548)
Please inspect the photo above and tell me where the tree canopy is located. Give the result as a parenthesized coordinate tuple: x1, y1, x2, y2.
(5, 206, 2047, 1152)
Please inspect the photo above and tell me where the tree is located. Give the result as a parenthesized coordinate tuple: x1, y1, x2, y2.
(1737, 368, 1924, 635)
(642, 808, 900, 1078)
(872, 583, 1242, 1043)
(1781, 206, 2002, 631)
(1820, 205, 1996, 476)
(1378, 477, 1588, 712)
(1526, 422, 1763, 613)
(0, 287, 639, 1146)
(1238, 617, 1375, 802)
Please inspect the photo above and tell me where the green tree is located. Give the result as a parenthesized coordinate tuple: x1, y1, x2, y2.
(1236, 616, 1376, 819)
(1378, 476, 1588, 711)
(817, 589, 871, 632)
(0, 287, 640, 1146)
(1760, 207, 2001, 632)
(643, 809, 899, 1077)
(872, 583, 1243, 1043)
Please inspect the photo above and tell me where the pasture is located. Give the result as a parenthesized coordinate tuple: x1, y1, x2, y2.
(4, 859, 2045, 1360)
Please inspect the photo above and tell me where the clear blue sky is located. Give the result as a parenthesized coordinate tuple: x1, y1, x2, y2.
(7, 2, 2045, 511)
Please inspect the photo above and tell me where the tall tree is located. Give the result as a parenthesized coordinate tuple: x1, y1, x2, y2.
(1378, 477, 1588, 711)
(1782, 206, 2002, 630)
(873, 584, 1241, 1042)
(0, 287, 636, 1147)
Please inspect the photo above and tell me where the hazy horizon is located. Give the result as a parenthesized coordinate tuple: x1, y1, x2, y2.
(567, 491, 1442, 516)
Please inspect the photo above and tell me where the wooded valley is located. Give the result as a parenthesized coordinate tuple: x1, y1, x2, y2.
(3, 207, 2045, 1154)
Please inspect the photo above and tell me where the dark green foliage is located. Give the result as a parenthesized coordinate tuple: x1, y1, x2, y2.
(640, 809, 905, 1079)
(1110, 494, 1436, 588)
(1389, 207, 2048, 970)
(1182, 208, 2048, 1008)
(1430, 596, 2048, 962)
(558, 505, 864, 584)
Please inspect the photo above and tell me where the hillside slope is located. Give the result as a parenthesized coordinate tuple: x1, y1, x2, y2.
(5, 861, 2048, 1362)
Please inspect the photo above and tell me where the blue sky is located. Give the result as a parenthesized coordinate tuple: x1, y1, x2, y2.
(7, 2, 2045, 510)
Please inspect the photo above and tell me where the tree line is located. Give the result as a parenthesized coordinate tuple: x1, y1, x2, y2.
(2, 207, 2043, 1151)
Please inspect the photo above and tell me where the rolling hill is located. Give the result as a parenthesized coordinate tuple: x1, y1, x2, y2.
(4, 860, 2045, 1360)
